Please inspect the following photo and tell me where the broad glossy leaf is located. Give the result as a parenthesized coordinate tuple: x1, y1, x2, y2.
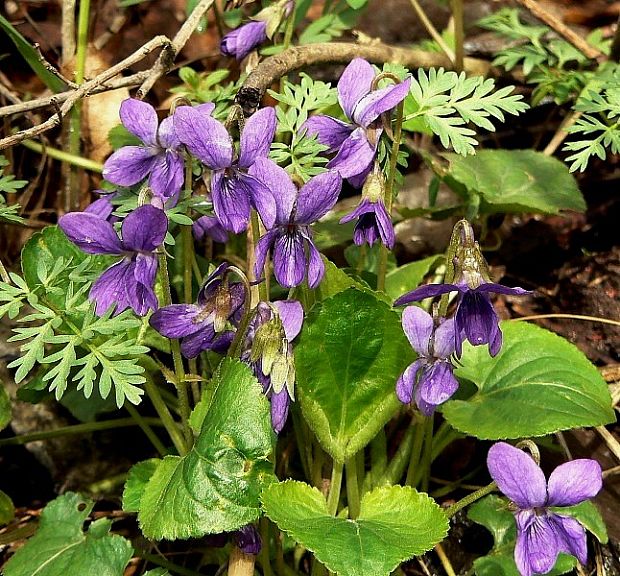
(123, 459, 160, 513)
(0, 378, 10, 431)
(3, 492, 133, 576)
(295, 289, 412, 462)
(0, 489, 14, 526)
(262, 481, 448, 576)
(385, 255, 444, 301)
(443, 321, 614, 439)
(138, 359, 275, 540)
(446, 150, 585, 214)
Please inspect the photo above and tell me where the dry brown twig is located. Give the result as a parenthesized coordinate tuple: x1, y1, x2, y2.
(0, 36, 170, 150)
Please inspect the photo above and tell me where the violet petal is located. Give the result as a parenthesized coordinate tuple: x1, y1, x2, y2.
(273, 300, 304, 341)
(515, 513, 560, 576)
(301, 115, 354, 153)
(487, 442, 547, 509)
(550, 514, 588, 565)
(353, 77, 412, 128)
(89, 259, 133, 315)
(157, 115, 181, 149)
(174, 107, 233, 170)
(238, 107, 277, 169)
(337, 58, 375, 120)
(294, 170, 342, 225)
(150, 304, 205, 338)
(237, 171, 276, 229)
(59, 212, 123, 255)
(121, 205, 168, 252)
(148, 150, 185, 200)
(129, 253, 159, 315)
(547, 459, 603, 506)
(211, 170, 252, 233)
(432, 318, 456, 359)
(418, 361, 459, 406)
(327, 127, 376, 180)
(394, 283, 461, 307)
(270, 388, 290, 434)
(193, 215, 229, 243)
(103, 146, 157, 187)
(305, 237, 325, 289)
(221, 20, 267, 60)
(401, 305, 433, 357)
(120, 98, 158, 145)
(273, 232, 305, 288)
(396, 359, 423, 404)
(254, 229, 278, 281)
(248, 158, 297, 225)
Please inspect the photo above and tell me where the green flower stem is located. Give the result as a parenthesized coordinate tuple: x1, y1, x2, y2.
(158, 251, 192, 450)
(451, 0, 465, 72)
(326, 460, 344, 516)
(21, 140, 103, 172)
(405, 415, 425, 486)
(125, 402, 167, 456)
(431, 426, 462, 462)
(445, 482, 497, 518)
(260, 517, 273, 576)
(419, 415, 434, 491)
(139, 553, 206, 576)
(367, 429, 387, 489)
(0, 416, 164, 447)
(345, 455, 361, 519)
(66, 0, 91, 211)
(377, 417, 417, 486)
(249, 210, 269, 304)
(376, 98, 404, 292)
(143, 374, 187, 456)
(311, 441, 324, 488)
(275, 527, 286, 576)
(283, 3, 296, 50)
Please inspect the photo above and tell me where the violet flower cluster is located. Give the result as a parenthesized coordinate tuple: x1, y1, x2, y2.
(394, 220, 530, 415)
(59, 204, 167, 316)
(488, 442, 602, 576)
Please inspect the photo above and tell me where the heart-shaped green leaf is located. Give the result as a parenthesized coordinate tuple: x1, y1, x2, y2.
(138, 359, 275, 540)
(3, 492, 133, 576)
(263, 481, 448, 576)
(443, 321, 614, 439)
(295, 289, 413, 462)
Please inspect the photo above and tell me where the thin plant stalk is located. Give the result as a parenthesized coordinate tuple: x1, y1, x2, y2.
(345, 455, 361, 519)
(444, 482, 497, 518)
(143, 374, 187, 455)
(376, 98, 404, 291)
(21, 139, 103, 172)
(378, 417, 417, 486)
(228, 546, 255, 576)
(419, 415, 434, 491)
(451, 0, 464, 72)
(405, 416, 425, 486)
(327, 460, 344, 516)
(125, 403, 167, 456)
(409, 0, 455, 63)
(259, 517, 273, 576)
(0, 416, 164, 447)
(158, 252, 192, 449)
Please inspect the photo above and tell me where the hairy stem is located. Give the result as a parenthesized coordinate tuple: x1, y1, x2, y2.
(345, 455, 361, 519)
(327, 460, 344, 516)
(445, 482, 497, 518)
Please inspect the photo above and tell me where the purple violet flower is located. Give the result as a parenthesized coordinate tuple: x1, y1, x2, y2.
(396, 306, 458, 415)
(102, 99, 214, 201)
(150, 263, 245, 359)
(249, 158, 342, 288)
(192, 215, 229, 244)
(59, 205, 167, 316)
(340, 198, 394, 248)
(487, 442, 603, 576)
(174, 106, 277, 233)
(221, 21, 268, 60)
(234, 524, 262, 555)
(394, 280, 530, 357)
(302, 58, 411, 187)
(242, 300, 303, 433)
